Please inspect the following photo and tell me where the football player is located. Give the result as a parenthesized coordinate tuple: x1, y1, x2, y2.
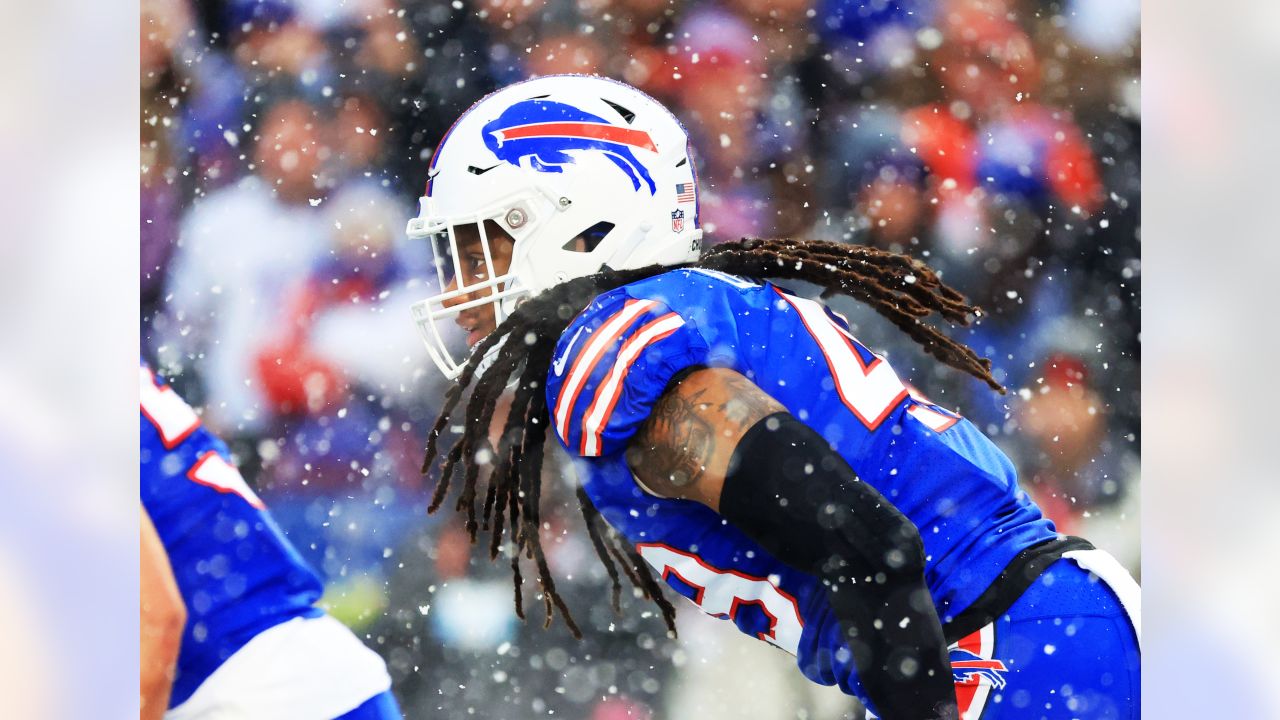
(409, 75, 1140, 719)
(140, 364, 402, 719)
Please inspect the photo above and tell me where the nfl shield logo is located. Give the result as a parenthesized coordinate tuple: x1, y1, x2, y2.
(671, 209, 685, 233)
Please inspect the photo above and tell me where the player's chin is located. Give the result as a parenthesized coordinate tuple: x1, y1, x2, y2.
(467, 328, 492, 348)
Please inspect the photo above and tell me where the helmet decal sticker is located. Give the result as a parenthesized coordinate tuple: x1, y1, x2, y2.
(675, 182, 696, 203)
(482, 99, 659, 195)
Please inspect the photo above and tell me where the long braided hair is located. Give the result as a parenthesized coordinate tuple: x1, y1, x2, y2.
(421, 237, 1005, 638)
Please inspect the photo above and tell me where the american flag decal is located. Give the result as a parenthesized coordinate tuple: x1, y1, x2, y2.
(675, 182, 696, 203)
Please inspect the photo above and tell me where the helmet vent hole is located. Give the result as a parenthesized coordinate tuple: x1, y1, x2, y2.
(675, 157, 688, 167)
(563, 222, 615, 253)
(601, 98, 636, 124)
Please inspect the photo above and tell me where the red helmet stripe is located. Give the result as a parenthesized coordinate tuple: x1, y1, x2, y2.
(492, 122, 659, 153)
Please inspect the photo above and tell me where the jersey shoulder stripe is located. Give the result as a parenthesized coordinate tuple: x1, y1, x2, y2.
(552, 297, 659, 443)
(547, 284, 710, 458)
(580, 311, 686, 456)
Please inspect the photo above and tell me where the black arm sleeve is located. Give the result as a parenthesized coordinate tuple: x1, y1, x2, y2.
(719, 412, 958, 720)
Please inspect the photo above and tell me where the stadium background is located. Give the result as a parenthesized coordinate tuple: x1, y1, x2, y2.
(139, 0, 1139, 716)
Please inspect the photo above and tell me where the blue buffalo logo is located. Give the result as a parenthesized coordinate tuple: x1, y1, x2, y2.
(482, 99, 658, 195)
(950, 648, 1009, 689)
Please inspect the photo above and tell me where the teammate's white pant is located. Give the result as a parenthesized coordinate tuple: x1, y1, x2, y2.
(165, 614, 392, 720)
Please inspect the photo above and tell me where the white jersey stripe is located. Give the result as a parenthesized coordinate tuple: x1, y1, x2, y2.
(553, 298, 658, 443)
(580, 313, 686, 456)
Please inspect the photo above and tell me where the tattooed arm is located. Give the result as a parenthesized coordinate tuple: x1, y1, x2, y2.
(625, 368, 784, 510)
(627, 369, 958, 720)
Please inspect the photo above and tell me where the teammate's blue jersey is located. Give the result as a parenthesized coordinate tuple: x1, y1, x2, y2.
(140, 365, 324, 707)
(544, 268, 1059, 703)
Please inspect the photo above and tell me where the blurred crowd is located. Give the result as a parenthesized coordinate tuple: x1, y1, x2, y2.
(140, 0, 1139, 717)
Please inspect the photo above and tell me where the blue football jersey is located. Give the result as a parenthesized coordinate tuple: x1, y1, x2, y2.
(544, 268, 1059, 704)
(140, 365, 324, 707)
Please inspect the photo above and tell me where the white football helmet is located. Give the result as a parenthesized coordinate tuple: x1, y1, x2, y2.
(406, 74, 703, 380)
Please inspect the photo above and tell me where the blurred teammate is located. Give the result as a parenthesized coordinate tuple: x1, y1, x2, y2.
(140, 364, 402, 719)
(408, 75, 1139, 720)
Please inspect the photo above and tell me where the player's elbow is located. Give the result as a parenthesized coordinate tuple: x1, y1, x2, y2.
(140, 607, 185, 720)
(141, 596, 186, 691)
(160, 599, 187, 643)
(143, 606, 186, 667)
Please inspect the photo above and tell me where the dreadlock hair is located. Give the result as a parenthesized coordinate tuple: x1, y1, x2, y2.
(421, 237, 1005, 639)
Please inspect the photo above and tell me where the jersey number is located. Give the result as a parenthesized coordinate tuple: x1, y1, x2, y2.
(139, 366, 200, 448)
(187, 451, 266, 509)
(776, 289, 908, 430)
(775, 290, 966, 433)
(637, 543, 804, 655)
(140, 367, 265, 508)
